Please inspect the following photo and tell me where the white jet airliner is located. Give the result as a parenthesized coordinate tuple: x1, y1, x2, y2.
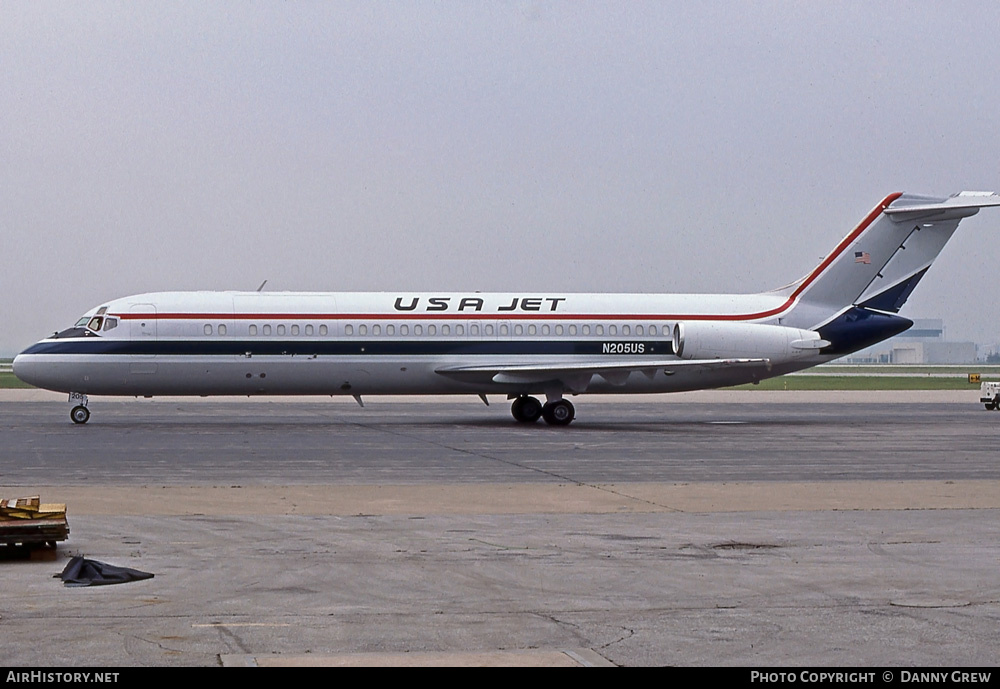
(13, 191, 1000, 425)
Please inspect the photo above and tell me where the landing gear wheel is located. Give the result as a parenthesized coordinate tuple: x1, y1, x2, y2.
(70, 405, 90, 425)
(986, 403, 996, 411)
(542, 399, 575, 426)
(511, 396, 543, 423)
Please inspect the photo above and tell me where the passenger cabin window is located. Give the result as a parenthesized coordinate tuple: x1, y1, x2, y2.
(277, 324, 286, 336)
(305, 324, 314, 336)
(345, 325, 354, 336)
(319, 325, 328, 336)
(204, 324, 213, 336)
(263, 324, 272, 336)
(401, 324, 409, 335)
(218, 324, 227, 336)
(291, 324, 299, 336)
(249, 325, 258, 336)
(373, 324, 381, 336)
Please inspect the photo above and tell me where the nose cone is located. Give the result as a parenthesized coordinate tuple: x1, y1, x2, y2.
(12, 347, 56, 390)
(11, 352, 35, 386)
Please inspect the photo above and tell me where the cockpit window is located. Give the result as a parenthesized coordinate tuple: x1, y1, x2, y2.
(51, 327, 98, 339)
(58, 313, 109, 339)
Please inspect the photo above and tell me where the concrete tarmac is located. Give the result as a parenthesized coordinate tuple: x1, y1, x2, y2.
(1, 390, 998, 667)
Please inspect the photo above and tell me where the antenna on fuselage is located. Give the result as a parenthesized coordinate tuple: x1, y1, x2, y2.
(256, 280, 267, 292)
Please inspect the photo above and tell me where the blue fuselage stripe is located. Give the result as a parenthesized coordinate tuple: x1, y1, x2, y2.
(21, 339, 673, 357)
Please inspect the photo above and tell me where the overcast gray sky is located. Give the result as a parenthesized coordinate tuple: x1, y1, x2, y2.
(4, 1, 1000, 355)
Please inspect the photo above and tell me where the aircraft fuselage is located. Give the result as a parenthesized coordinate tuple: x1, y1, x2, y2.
(13, 290, 824, 398)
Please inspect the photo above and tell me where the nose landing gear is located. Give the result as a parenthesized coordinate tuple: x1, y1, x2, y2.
(70, 405, 90, 425)
(68, 392, 90, 424)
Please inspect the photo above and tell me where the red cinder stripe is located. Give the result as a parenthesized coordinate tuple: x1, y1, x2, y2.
(115, 194, 901, 325)
(787, 191, 902, 302)
(118, 312, 764, 321)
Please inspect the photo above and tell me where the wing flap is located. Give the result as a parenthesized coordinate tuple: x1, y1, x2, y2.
(437, 358, 771, 391)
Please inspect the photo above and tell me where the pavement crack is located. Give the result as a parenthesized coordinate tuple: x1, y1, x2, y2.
(598, 626, 635, 651)
(213, 625, 252, 655)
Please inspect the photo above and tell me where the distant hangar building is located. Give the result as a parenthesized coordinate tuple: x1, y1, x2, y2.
(843, 319, 978, 364)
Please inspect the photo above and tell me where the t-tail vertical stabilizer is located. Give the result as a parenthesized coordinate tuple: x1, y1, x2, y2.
(778, 191, 1000, 355)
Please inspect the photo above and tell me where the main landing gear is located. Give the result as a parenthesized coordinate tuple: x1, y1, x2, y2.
(510, 395, 575, 426)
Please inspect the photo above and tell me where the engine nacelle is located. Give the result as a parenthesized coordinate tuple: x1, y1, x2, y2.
(672, 321, 829, 362)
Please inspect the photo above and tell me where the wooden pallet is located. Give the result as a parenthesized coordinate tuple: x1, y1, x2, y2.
(0, 496, 69, 547)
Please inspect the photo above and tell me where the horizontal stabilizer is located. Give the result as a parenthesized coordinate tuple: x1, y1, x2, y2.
(884, 191, 1000, 222)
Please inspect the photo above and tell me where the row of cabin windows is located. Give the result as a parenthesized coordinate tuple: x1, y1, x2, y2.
(344, 323, 663, 337)
(203, 323, 666, 337)
(244, 324, 328, 337)
(203, 323, 331, 336)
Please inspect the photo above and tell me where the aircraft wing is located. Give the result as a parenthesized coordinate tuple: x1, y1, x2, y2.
(436, 357, 770, 392)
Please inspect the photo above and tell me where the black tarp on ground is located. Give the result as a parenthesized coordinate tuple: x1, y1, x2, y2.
(56, 556, 154, 587)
